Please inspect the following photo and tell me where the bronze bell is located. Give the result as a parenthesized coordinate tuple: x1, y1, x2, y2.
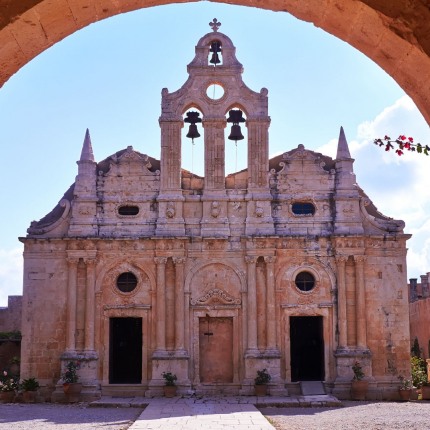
(186, 124, 200, 140)
(210, 52, 220, 65)
(184, 111, 202, 142)
(228, 124, 244, 142)
(227, 109, 246, 142)
(209, 41, 221, 65)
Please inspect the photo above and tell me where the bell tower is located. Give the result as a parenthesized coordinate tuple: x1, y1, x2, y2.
(156, 19, 274, 237)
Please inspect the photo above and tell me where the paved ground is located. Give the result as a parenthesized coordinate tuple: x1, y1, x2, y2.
(1, 398, 430, 430)
(261, 401, 430, 430)
(0, 403, 141, 429)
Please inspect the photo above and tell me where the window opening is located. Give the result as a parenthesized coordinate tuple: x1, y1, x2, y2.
(292, 202, 315, 215)
(226, 109, 247, 175)
(116, 272, 138, 293)
(295, 271, 316, 292)
(206, 83, 224, 100)
(182, 109, 204, 177)
(118, 205, 139, 216)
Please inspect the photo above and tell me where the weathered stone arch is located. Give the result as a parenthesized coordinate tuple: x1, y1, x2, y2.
(1, 1, 429, 125)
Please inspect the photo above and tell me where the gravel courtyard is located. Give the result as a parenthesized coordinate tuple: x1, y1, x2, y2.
(260, 401, 430, 430)
(1, 401, 429, 429)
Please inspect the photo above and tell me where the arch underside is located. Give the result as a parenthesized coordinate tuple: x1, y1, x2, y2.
(0, 0, 429, 125)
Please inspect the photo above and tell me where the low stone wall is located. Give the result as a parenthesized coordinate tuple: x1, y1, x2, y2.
(0, 295, 22, 373)
(410, 298, 430, 358)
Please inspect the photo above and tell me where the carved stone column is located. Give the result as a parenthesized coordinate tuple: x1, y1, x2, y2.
(264, 256, 277, 352)
(154, 257, 167, 354)
(203, 117, 226, 192)
(245, 256, 258, 353)
(84, 258, 96, 352)
(245, 116, 274, 236)
(65, 258, 79, 352)
(173, 257, 186, 354)
(247, 117, 270, 190)
(336, 255, 348, 348)
(159, 117, 183, 192)
(355, 255, 367, 348)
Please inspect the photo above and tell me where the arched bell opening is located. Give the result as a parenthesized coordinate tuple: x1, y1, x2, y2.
(207, 39, 223, 66)
(182, 107, 205, 181)
(224, 107, 248, 178)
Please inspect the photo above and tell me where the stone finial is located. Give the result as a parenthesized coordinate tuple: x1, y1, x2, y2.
(209, 18, 221, 32)
(336, 126, 352, 160)
(80, 128, 94, 162)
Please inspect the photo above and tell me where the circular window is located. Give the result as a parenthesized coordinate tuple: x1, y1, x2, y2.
(292, 202, 315, 215)
(206, 83, 225, 100)
(116, 272, 138, 293)
(295, 271, 315, 292)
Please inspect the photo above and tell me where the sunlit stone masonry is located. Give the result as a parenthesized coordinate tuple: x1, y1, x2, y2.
(20, 21, 411, 401)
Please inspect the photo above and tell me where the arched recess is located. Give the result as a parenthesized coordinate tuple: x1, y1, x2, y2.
(0, 1, 430, 125)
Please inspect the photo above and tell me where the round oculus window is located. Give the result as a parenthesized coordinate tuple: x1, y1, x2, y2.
(295, 271, 316, 292)
(116, 272, 138, 293)
(206, 83, 225, 100)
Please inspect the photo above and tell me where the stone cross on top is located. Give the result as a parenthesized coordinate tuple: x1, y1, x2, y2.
(209, 18, 221, 32)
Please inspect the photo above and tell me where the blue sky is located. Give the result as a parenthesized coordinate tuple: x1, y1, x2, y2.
(1, 3, 429, 306)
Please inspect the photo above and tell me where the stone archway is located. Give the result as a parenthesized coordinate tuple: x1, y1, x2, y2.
(0, 1, 430, 124)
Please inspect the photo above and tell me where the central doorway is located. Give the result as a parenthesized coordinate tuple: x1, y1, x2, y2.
(199, 316, 233, 383)
(109, 317, 142, 384)
(290, 316, 324, 381)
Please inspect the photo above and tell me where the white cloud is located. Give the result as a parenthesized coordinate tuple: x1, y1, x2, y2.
(318, 95, 430, 280)
(0, 246, 23, 307)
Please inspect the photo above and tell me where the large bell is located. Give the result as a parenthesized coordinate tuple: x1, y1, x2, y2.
(228, 124, 244, 142)
(186, 124, 200, 140)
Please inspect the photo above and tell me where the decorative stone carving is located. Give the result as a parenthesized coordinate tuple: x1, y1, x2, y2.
(166, 203, 175, 218)
(190, 288, 241, 306)
(255, 206, 264, 217)
(210, 201, 221, 218)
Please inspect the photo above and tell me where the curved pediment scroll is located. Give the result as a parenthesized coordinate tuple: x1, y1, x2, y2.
(190, 288, 241, 306)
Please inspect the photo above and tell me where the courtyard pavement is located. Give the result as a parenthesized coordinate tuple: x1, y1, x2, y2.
(92, 395, 340, 430)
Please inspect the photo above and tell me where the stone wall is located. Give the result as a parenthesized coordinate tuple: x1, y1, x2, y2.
(0, 295, 22, 373)
(0, 295, 22, 332)
(409, 277, 430, 358)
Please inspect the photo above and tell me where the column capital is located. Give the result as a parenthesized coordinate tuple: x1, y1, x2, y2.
(246, 116, 271, 125)
(173, 256, 186, 265)
(264, 255, 277, 264)
(245, 255, 258, 264)
(83, 258, 97, 266)
(154, 256, 168, 265)
(354, 255, 367, 263)
(66, 257, 79, 266)
(335, 255, 348, 263)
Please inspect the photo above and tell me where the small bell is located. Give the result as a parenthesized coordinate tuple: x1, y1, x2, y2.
(186, 124, 200, 140)
(209, 52, 220, 65)
(228, 124, 244, 142)
(209, 41, 222, 65)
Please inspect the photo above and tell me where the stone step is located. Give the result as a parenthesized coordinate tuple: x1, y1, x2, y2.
(300, 381, 326, 395)
(101, 384, 146, 397)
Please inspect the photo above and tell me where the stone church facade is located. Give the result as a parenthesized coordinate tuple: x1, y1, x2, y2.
(20, 22, 411, 400)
